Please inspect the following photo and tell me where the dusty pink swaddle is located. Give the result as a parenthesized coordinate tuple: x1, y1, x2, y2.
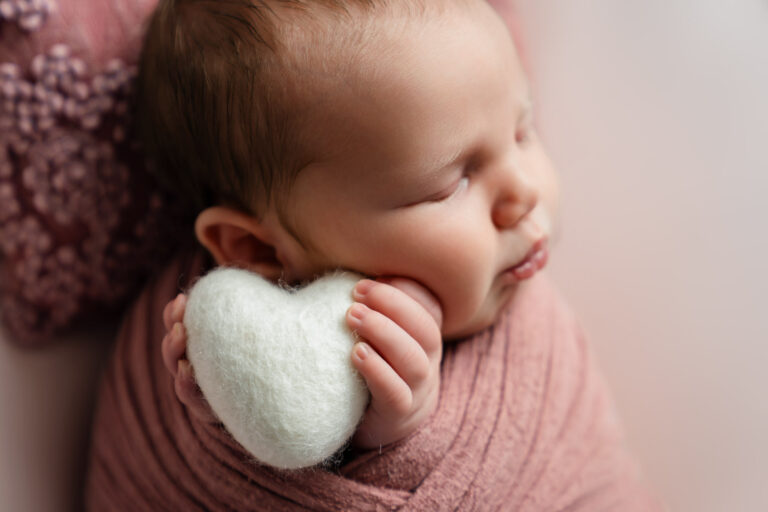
(84, 249, 661, 511)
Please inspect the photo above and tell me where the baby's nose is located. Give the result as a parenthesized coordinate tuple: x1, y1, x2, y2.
(491, 171, 539, 229)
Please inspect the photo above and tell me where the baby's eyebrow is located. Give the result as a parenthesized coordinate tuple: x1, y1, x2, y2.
(427, 146, 465, 175)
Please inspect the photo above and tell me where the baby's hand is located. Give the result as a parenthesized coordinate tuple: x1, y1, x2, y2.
(347, 278, 443, 450)
(161, 294, 218, 424)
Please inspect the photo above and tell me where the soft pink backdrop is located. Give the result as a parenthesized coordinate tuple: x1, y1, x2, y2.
(514, 0, 768, 510)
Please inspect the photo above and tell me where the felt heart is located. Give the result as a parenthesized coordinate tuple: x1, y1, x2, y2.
(183, 267, 370, 470)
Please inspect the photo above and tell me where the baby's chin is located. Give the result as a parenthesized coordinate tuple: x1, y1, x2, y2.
(441, 304, 503, 342)
(441, 283, 521, 342)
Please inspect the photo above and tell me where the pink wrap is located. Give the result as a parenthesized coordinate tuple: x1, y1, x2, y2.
(84, 250, 661, 510)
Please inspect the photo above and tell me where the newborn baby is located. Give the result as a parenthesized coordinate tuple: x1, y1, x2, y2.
(149, 0, 559, 452)
(83, 0, 661, 509)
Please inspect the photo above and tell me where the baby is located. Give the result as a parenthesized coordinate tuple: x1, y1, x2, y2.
(141, 0, 560, 453)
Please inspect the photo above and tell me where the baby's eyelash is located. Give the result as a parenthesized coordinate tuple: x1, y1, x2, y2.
(435, 175, 469, 202)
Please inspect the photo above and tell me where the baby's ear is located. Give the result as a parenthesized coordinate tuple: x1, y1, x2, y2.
(194, 206, 284, 281)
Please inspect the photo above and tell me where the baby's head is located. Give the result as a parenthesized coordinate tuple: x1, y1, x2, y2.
(139, 0, 560, 340)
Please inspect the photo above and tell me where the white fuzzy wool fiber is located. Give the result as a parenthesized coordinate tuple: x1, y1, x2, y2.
(183, 267, 370, 470)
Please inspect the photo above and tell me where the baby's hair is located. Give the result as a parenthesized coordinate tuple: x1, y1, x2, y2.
(137, 0, 470, 219)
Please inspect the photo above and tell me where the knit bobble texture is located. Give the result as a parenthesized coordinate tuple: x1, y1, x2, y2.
(0, 1, 185, 343)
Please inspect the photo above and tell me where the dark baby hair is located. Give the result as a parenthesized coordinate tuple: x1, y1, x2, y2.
(136, 0, 457, 218)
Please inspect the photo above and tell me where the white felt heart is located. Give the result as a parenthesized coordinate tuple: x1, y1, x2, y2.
(183, 267, 369, 470)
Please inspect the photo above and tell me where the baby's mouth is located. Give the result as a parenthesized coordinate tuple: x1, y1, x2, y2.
(500, 237, 549, 283)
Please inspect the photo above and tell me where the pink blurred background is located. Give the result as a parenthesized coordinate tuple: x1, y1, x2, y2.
(2, 0, 767, 510)
(517, 0, 768, 510)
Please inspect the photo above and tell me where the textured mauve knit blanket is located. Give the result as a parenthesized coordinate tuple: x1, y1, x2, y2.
(84, 249, 662, 511)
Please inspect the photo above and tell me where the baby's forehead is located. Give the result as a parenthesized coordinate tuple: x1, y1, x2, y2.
(273, 0, 521, 172)
(280, 1, 501, 111)
(277, 0, 482, 77)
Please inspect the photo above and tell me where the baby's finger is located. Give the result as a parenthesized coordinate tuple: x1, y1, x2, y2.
(347, 303, 431, 386)
(172, 294, 187, 323)
(162, 294, 178, 330)
(162, 294, 186, 330)
(176, 360, 219, 424)
(353, 280, 442, 360)
(351, 342, 413, 417)
(162, 323, 186, 377)
(377, 277, 443, 329)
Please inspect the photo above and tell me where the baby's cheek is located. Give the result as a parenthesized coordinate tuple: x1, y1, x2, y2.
(433, 263, 494, 338)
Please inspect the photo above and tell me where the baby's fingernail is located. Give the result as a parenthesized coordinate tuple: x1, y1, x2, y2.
(172, 322, 183, 340)
(353, 342, 369, 362)
(347, 303, 366, 327)
(353, 279, 374, 300)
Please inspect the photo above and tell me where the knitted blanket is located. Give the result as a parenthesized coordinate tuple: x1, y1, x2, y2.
(84, 249, 661, 511)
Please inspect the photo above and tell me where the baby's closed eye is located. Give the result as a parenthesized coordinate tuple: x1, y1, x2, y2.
(409, 175, 470, 206)
(430, 175, 469, 203)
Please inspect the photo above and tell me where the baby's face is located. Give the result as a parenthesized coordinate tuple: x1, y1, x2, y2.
(271, 1, 560, 339)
